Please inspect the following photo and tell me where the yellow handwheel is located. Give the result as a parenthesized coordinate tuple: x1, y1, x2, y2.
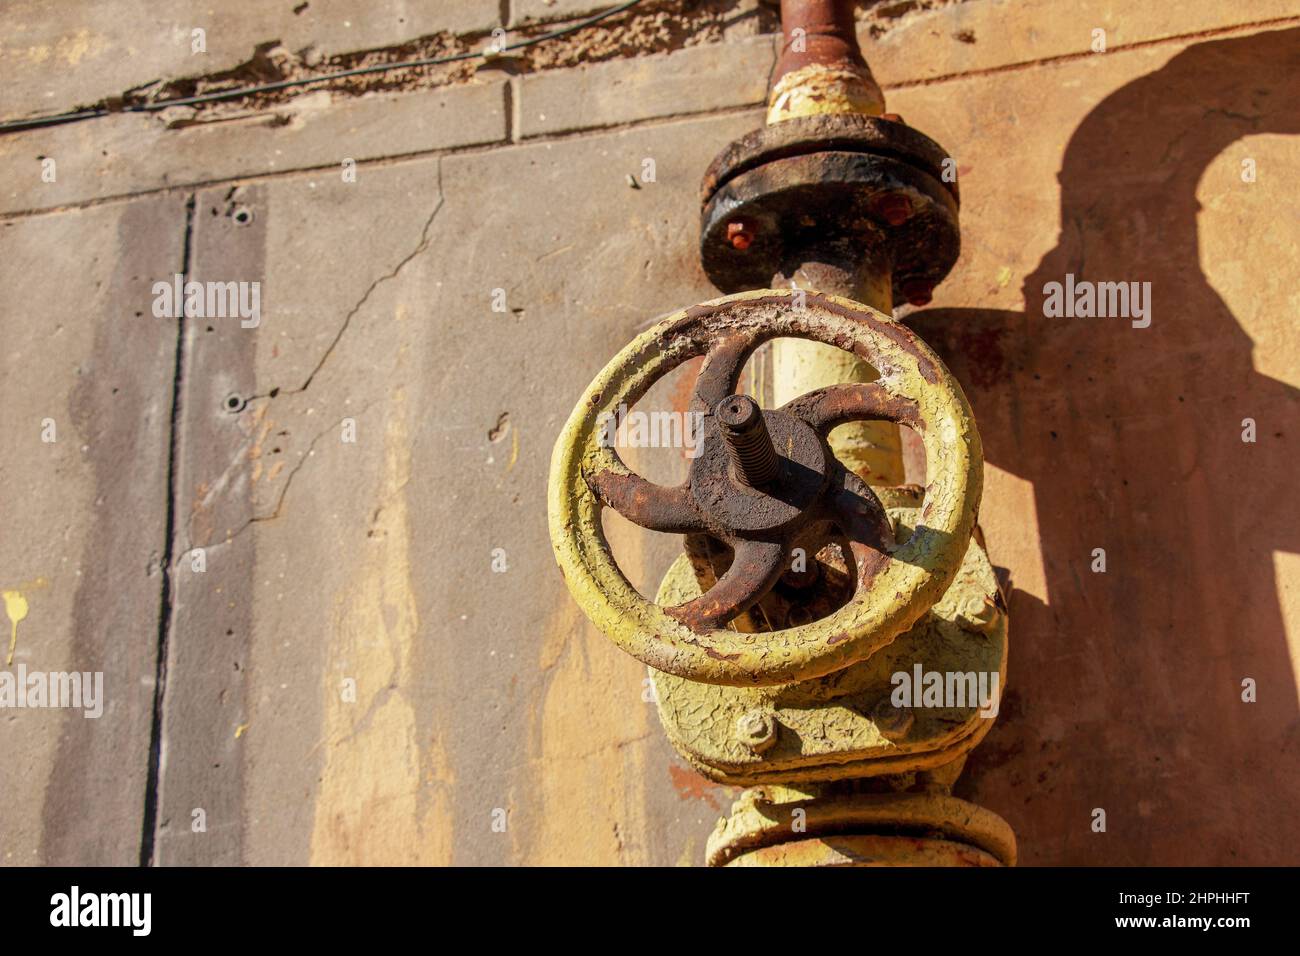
(548, 289, 982, 686)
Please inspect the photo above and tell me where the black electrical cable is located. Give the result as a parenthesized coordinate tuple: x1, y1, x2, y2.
(0, 0, 645, 134)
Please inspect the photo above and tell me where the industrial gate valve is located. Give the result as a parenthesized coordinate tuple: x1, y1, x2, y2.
(549, 0, 1015, 867)
(548, 288, 982, 687)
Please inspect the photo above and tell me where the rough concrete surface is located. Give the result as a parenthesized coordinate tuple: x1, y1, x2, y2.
(0, 0, 503, 119)
(1, 0, 1298, 867)
(0, 196, 185, 864)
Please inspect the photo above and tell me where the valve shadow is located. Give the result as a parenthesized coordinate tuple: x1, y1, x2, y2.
(909, 27, 1300, 864)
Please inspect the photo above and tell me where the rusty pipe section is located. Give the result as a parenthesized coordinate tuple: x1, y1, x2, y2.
(767, 252, 905, 485)
(768, 0, 885, 125)
(765, 1, 903, 481)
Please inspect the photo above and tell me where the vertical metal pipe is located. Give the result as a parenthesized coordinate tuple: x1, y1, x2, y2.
(765, 0, 905, 485)
(768, 259, 906, 485)
(767, 0, 886, 125)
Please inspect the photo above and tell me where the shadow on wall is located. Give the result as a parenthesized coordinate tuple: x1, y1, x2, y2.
(910, 27, 1300, 864)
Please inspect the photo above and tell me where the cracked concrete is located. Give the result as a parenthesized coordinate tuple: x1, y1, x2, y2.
(256, 160, 446, 400)
(2, 1, 775, 126)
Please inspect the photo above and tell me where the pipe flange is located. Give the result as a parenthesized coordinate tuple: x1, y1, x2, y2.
(700, 113, 958, 203)
(706, 789, 1017, 867)
(699, 114, 960, 307)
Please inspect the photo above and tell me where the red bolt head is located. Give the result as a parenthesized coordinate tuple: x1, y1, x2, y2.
(901, 278, 933, 307)
(727, 221, 754, 250)
(873, 193, 913, 227)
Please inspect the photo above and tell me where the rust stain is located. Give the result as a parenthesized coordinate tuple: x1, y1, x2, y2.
(668, 763, 724, 810)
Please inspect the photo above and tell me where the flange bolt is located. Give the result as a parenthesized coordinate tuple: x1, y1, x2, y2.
(736, 709, 778, 753)
(872, 192, 913, 227)
(901, 277, 934, 307)
(726, 221, 754, 250)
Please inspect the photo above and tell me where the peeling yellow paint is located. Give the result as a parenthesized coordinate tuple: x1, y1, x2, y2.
(548, 290, 982, 687)
(709, 790, 1016, 867)
(506, 428, 519, 473)
(309, 389, 452, 865)
(766, 63, 885, 125)
(522, 511, 653, 865)
(3, 590, 29, 666)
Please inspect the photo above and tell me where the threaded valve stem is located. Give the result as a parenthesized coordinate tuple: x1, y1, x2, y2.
(715, 394, 780, 487)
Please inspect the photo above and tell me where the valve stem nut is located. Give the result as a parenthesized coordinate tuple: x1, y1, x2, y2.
(736, 709, 778, 753)
(957, 594, 1001, 633)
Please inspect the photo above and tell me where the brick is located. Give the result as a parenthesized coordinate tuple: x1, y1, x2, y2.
(511, 0, 626, 26)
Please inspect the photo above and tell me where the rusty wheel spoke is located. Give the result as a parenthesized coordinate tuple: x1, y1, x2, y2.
(781, 382, 921, 433)
(825, 464, 894, 555)
(825, 467, 895, 595)
(552, 288, 981, 685)
(585, 466, 705, 534)
(667, 539, 786, 630)
(691, 333, 759, 415)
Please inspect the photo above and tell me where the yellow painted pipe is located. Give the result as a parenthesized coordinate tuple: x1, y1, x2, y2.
(763, 0, 906, 486)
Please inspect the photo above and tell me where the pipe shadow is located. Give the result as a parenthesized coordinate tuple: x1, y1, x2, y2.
(910, 27, 1300, 864)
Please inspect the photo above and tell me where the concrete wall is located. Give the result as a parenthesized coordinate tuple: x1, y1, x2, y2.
(1, 0, 1297, 865)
